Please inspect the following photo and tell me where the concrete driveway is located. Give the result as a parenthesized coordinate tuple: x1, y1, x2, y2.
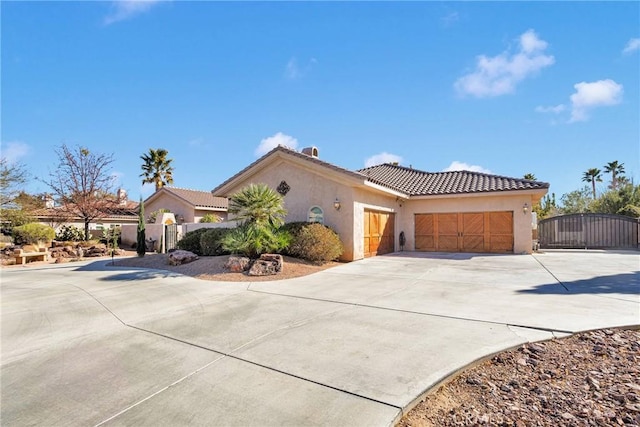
(2, 250, 638, 426)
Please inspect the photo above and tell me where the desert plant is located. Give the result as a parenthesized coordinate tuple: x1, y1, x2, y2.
(12, 223, 55, 245)
(56, 225, 85, 242)
(176, 227, 208, 254)
(284, 222, 344, 263)
(148, 208, 171, 224)
(221, 223, 291, 258)
(199, 214, 221, 223)
(103, 226, 121, 248)
(199, 228, 232, 256)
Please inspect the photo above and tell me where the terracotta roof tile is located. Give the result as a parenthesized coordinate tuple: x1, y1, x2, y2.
(162, 187, 228, 209)
(359, 164, 549, 195)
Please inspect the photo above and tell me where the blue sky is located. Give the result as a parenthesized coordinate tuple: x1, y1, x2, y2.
(2, 1, 639, 202)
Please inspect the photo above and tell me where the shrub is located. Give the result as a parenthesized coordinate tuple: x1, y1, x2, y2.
(176, 228, 208, 255)
(199, 214, 221, 223)
(102, 226, 121, 248)
(284, 222, 344, 263)
(12, 223, 56, 245)
(56, 225, 85, 242)
(221, 223, 291, 258)
(148, 208, 171, 224)
(199, 228, 232, 256)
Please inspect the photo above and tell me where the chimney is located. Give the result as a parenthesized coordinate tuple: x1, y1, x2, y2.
(44, 194, 54, 209)
(301, 146, 319, 158)
(117, 188, 127, 206)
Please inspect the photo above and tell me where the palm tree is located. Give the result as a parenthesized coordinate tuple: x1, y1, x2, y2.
(227, 183, 287, 228)
(140, 148, 174, 191)
(523, 173, 537, 180)
(603, 161, 625, 190)
(582, 168, 602, 199)
(223, 183, 289, 258)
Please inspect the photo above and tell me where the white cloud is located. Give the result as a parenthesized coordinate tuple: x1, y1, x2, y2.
(440, 11, 459, 27)
(622, 38, 640, 54)
(0, 141, 30, 164)
(454, 29, 555, 98)
(104, 0, 163, 25)
(255, 132, 298, 157)
(569, 79, 623, 122)
(535, 104, 566, 114)
(443, 161, 492, 174)
(285, 58, 300, 79)
(284, 57, 317, 80)
(364, 152, 403, 168)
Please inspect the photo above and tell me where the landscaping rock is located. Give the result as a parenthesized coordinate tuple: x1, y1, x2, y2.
(167, 250, 199, 266)
(225, 256, 250, 273)
(248, 254, 283, 276)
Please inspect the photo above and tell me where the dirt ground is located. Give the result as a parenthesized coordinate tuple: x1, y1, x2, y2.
(4, 252, 638, 426)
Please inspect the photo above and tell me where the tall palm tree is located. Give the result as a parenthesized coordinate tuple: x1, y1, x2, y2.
(603, 161, 625, 190)
(523, 173, 537, 180)
(140, 148, 174, 191)
(582, 168, 602, 199)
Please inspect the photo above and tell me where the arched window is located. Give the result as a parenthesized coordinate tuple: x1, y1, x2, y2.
(308, 206, 324, 224)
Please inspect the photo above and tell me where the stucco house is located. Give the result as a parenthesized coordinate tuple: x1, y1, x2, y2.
(212, 146, 549, 261)
(144, 187, 228, 224)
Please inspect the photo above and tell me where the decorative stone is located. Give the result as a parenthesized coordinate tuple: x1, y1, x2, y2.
(225, 256, 250, 273)
(167, 250, 199, 266)
(248, 254, 283, 276)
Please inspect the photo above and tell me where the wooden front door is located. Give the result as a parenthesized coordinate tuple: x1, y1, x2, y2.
(364, 210, 395, 257)
(415, 212, 513, 253)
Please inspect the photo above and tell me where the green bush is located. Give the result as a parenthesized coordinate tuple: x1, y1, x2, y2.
(283, 222, 344, 263)
(199, 228, 232, 256)
(12, 223, 56, 245)
(176, 228, 208, 255)
(56, 225, 85, 242)
(199, 214, 221, 223)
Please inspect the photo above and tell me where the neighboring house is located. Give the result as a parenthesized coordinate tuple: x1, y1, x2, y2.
(34, 189, 139, 236)
(144, 187, 228, 224)
(212, 146, 549, 261)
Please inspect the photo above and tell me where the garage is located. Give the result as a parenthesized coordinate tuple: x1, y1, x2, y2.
(415, 211, 513, 253)
(364, 210, 395, 257)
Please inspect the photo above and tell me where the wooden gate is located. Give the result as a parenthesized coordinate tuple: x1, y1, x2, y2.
(164, 223, 179, 252)
(538, 213, 639, 249)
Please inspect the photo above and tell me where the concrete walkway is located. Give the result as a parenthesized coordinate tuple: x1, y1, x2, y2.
(2, 250, 638, 426)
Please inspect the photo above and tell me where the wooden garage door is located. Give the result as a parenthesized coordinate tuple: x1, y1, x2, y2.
(364, 210, 395, 257)
(415, 212, 513, 253)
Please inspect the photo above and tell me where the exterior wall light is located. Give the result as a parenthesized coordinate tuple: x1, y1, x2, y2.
(334, 198, 341, 211)
(523, 203, 529, 214)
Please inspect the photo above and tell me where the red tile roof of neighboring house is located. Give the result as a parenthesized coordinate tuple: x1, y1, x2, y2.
(359, 164, 549, 196)
(155, 187, 228, 209)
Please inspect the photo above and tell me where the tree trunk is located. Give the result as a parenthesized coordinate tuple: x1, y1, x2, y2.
(84, 218, 91, 241)
(591, 179, 597, 199)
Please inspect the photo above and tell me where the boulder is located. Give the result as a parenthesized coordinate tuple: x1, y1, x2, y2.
(168, 250, 199, 266)
(225, 256, 250, 273)
(248, 254, 283, 276)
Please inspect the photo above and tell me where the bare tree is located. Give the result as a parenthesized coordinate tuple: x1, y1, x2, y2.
(0, 157, 29, 209)
(43, 145, 117, 240)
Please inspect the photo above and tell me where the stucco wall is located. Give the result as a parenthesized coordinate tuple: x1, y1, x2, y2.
(219, 159, 359, 260)
(399, 193, 536, 254)
(145, 196, 227, 223)
(145, 196, 193, 222)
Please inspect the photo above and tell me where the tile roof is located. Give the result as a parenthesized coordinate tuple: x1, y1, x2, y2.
(161, 187, 228, 209)
(211, 145, 364, 195)
(358, 164, 549, 196)
(211, 145, 549, 197)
